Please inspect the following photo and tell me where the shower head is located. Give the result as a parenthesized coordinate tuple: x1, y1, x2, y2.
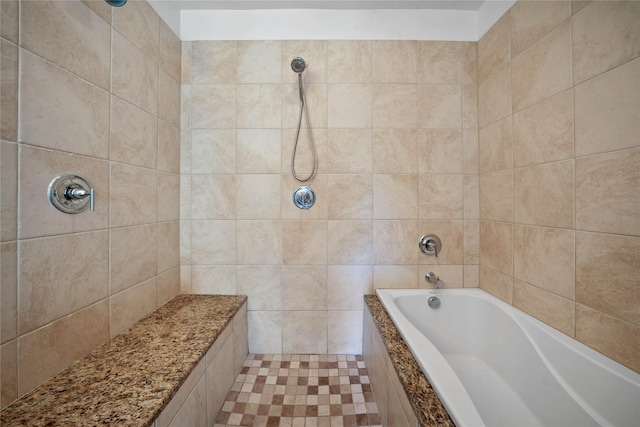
(291, 57, 307, 74)
(105, 0, 127, 6)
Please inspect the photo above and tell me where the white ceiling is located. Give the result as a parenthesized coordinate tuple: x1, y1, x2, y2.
(148, 0, 514, 41)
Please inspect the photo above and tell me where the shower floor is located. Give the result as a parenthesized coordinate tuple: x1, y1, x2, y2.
(214, 354, 382, 427)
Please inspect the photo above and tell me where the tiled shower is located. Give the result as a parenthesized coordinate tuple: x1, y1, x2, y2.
(1, 0, 639, 409)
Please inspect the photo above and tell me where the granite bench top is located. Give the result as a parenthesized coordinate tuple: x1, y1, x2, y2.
(0, 294, 247, 427)
(365, 295, 454, 427)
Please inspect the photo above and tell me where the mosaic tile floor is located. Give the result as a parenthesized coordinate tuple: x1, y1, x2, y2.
(214, 354, 382, 427)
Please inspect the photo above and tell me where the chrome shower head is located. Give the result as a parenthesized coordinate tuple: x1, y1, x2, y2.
(291, 57, 307, 74)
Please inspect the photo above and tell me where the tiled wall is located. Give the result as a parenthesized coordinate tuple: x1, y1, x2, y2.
(477, 0, 639, 373)
(0, 0, 181, 407)
(180, 40, 480, 355)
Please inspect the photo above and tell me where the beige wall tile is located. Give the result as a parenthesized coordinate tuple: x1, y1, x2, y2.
(372, 41, 417, 83)
(191, 175, 236, 220)
(480, 169, 513, 222)
(327, 174, 373, 220)
(191, 84, 236, 129)
(478, 62, 511, 128)
(110, 224, 157, 295)
(464, 264, 480, 288)
(418, 220, 464, 265)
(237, 40, 281, 83)
(237, 175, 281, 219)
(157, 221, 180, 274)
(206, 334, 235, 423)
(572, 1, 640, 85)
(419, 174, 464, 219)
(511, 21, 572, 112)
(327, 84, 372, 128)
(282, 266, 327, 311)
(373, 84, 418, 128)
(158, 173, 180, 222)
(574, 58, 640, 157)
(513, 89, 574, 167)
(191, 129, 236, 174)
(237, 220, 282, 265)
(576, 304, 640, 373)
(111, 97, 157, 169)
(464, 219, 480, 264)
(509, 0, 571, 58)
(112, 0, 159, 61)
(462, 42, 477, 85)
(18, 300, 109, 396)
(157, 267, 180, 307)
(327, 129, 373, 174)
(0, 143, 16, 240)
(20, 51, 109, 158)
(248, 311, 282, 354)
(373, 265, 418, 289)
(1, 339, 18, 408)
(191, 41, 236, 84)
(328, 220, 374, 264)
(514, 160, 574, 228)
(418, 84, 462, 129)
(463, 84, 478, 129)
(237, 84, 281, 128)
(282, 311, 328, 354)
(191, 220, 236, 265)
(1, 40, 18, 142)
(158, 120, 180, 174)
(328, 311, 363, 354)
(479, 265, 513, 304)
(576, 232, 640, 327)
(418, 41, 462, 84)
(237, 129, 281, 174)
(571, 0, 592, 15)
(373, 175, 418, 219)
(19, 145, 109, 239)
(1, 0, 19, 43)
(282, 40, 327, 84)
(418, 129, 462, 174)
(480, 220, 513, 276)
(21, 0, 111, 90)
(463, 129, 479, 173)
(477, 12, 510, 82)
(282, 220, 327, 265)
(110, 163, 157, 227)
(327, 266, 373, 311)
(575, 148, 639, 236)
(159, 20, 182, 82)
(514, 225, 575, 299)
(237, 266, 282, 311)
(513, 280, 575, 337)
(1, 242, 17, 344)
(374, 129, 418, 174)
(374, 220, 419, 265)
(327, 40, 372, 83)
(464, 175, 480, 219)
(479, 116, 512, 173)
(112, 30, 158, 115)
(109, 277, 157, 338)
(191, 266, 236, 294)
(159, 70, 181, 128)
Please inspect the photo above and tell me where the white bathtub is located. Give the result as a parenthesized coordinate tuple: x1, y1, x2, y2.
(376, 288, 640, 427)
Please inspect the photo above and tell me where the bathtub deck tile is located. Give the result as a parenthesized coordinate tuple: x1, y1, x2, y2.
(364, 295, 454, 427)
(214, 354, 382, 427)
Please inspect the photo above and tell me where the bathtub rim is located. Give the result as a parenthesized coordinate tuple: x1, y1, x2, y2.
(376, 288, 640, 427)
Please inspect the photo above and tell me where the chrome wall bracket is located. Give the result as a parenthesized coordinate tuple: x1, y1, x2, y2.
(48, 173, 94, 214)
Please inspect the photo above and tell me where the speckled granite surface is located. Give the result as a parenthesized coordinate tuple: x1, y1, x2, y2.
(365, 295, 454, 427)
(0, 294, 247, 427)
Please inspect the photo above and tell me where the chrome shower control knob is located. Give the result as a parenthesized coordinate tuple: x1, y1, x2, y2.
(292, 186, 316, 209)
(419, 234, 442, 257)
(48, 173, 95, 214)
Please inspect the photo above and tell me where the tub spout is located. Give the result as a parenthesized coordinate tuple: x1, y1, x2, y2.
(425, 272, 443, 288)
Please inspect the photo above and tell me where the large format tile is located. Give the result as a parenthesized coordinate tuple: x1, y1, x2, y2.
(20, 51, 109, 158)
(477, 12, 510, 83)
(418, 41, 462, 84)
(110, 163, 157, 227)
(513, 280, 575, 337)
(327, 40, 372, 83)
(576, 232, 640, 327)
(109, 278, 157, 338)
(237, 40, 281, 84)
(328, 220, 374, 264)
(282, 311, 328, 354)
(1, 39, 18, 142)
(572, 1, 640, 85)
(327, 84, 372, 129)
(479, 169, 513, 222)
(237, 220, 282, 265)
(418, 129, 462, 174)
(509, 0, 570, 58)
(374, 130, 416, 174)
(110, 96, 157, 169)
(373, 175, 418, 219)
(373, 84, 418, 129)
(112, 0, 159, 61)
(574, 58, 640, 157)
(191, 41, 237, 84)
(575, 148, 640, 236)
(1, 242, 17, 344)
(478, 62, 511, 128)
(372, 41, 417, 84)
(479, 116, 512, 173)
(418, 85, 461, 129)
(418, 174, 464, 220)
(110, 224, 157, 295)
(480, 220, 513, 277)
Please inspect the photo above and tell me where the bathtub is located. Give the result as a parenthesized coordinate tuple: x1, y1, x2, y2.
(376, 288, 640, 427)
